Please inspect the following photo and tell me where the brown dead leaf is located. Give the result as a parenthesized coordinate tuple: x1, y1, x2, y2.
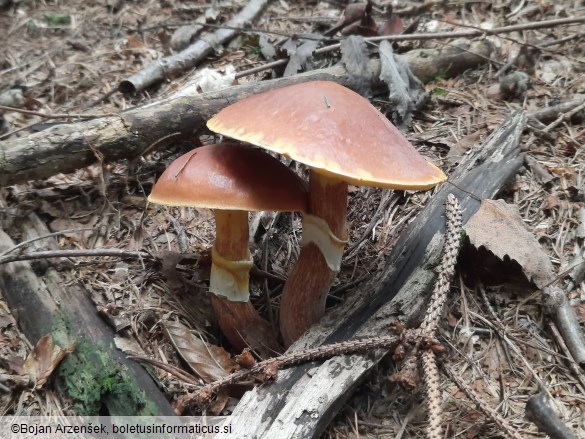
(23, 335, 74, 389)
(235, 349, 256, 369)
(549, 166, 576, 180)
(127, 34, 145, 50)
(164, 320, 238, 383)
(526, 156, 554, 184)
(208, 391, 229, 415)
(542, 195, 561, 211)
(465, 199, 555, 288)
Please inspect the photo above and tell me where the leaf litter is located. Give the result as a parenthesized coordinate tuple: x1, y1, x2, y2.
(0, 0, 584, 436)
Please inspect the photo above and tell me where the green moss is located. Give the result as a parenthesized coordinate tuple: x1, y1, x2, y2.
(432, 64, 453, 82)
(52, 315, 157, 417)
(58, 340, 157, 415)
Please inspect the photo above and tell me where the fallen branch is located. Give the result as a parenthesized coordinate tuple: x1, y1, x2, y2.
(0, 215, 174, 415)
(528, 96, 585, 125)
(227, 111, 527, 438)
(119, 0, 272, 93)
(0, 248, 153, 265)
(0, 41, 493, 188)
(237, 39, 494, 82)
(236, 16, 585, 78)
(525, 394, 577, 439)
(544, 286, 585, 366)
(0, 105, 105, 120)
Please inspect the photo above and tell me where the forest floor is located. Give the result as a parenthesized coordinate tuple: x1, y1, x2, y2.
(1, 0, 585, 437)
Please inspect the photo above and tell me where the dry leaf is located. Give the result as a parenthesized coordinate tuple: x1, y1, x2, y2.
(282, 39, 319, 77)
(258, 34, 275, 60)
(340, 35, 371, 97)
(208, 391, 229, 415)
(465, 199, 555, 288)
(23, 335, 74, 389)
(340, 2, 378, 36)
(164, 320, 237, 383)
(542, 195, 560, 211)
(114, 335, 145, 357)
(126, 34, 145, 50)
(379, 41, 426, 127)
(235, 349, 256, 369)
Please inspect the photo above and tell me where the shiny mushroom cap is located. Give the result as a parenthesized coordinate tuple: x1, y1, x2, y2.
(148, 143, 308, 212)
(207, 80, 446, 190)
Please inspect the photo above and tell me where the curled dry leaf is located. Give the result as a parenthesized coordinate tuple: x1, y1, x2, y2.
(465, 199, 555, 288)
(340, 35, 372, 97)
(23, 335, 74, 389)
(282, 39, 319, 77)
(235, 349, 256, 369)
(379, 41, 426, 127)
(164, 319, 238, 383)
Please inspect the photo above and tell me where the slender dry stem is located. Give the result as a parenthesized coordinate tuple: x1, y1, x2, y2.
(442, 363, 523, 439)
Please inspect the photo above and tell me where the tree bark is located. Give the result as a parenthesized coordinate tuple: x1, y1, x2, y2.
(0, 214, 174, 416)
(0, 39, 494, 188)
(227, 110, 527, 438)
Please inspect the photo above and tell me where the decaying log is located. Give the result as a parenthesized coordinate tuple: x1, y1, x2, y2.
(119, 0, 273, 93)
(0, 214, 174, 416)
(228, 110, 527, 438)
(0, 39, 495, 188)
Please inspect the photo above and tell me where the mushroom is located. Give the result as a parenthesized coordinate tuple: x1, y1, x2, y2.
(148, 143, 307, 353)
(207, 81, 446, 346)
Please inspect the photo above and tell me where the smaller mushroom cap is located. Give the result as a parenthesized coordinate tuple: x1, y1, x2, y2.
(148, 143, 308, 212)
(207, 81, 446, 190)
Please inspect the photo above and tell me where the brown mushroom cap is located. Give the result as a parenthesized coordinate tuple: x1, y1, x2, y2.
(148, 143, 308, 212)
(207, 81, 446, 190)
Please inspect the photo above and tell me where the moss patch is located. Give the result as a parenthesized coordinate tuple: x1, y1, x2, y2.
(57, 339, 157, 416)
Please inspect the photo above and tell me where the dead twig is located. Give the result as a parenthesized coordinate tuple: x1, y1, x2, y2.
(543, 100, 585, 133)
(236, 16, 585, 79)
(544, 286, 585, 366)
(0, 248, 154, 266)
(525, 394, 578, 439)
(441, 363, 523, 439)
(120, 0, 273, 93)
(184, 334, 403, 403)
(547, 322, 585, 390)
(0, 105, 107, 120)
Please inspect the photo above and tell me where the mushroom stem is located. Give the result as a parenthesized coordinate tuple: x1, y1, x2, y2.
(280, 173, 348, 346)
(211, 209, 280, 354)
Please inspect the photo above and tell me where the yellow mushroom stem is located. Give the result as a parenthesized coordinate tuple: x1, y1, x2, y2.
(209, 209, 280, 354)
(280, 172, 348, 346)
